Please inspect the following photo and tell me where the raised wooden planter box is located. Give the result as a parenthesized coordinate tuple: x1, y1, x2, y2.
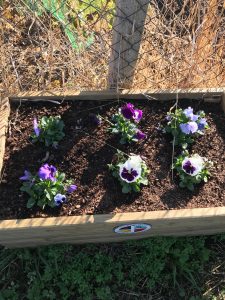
(0, 88, 225, 248)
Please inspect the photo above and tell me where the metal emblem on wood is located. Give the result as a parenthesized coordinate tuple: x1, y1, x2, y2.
(114, 223, 152, 234)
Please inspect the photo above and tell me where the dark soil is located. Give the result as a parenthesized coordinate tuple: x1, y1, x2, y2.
(0, 99, 225, 220)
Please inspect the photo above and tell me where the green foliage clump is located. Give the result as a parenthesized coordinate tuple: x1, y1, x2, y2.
(165, 108, 208, 149)
(31, 116, 65, 147)
(108, 152, 149, 193)
(110, 113, 140, 144)
(0, 236, 211, 300)
(174, 151, 212, 191)
(20, 166, 73, 209)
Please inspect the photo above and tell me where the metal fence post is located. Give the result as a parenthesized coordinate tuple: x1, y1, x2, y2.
(108, 0, 150, 89)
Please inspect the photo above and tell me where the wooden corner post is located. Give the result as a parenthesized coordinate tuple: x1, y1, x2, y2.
(0, 96, 10, 176)
(108, 0, 150, 89)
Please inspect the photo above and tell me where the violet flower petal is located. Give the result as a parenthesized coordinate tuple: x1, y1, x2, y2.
(198, 118, 208, 131)
(121, 103, 135, 119)
(20, 170, 32, 181)
(33, 118, 40, 137)
(133, 109, 143, 122)
(38, 164, 57, 181)
(134, 130, 146, 140)
(67, 184, 77, 194)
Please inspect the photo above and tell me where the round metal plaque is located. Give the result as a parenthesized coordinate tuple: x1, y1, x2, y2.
(114, 223, 152, 234)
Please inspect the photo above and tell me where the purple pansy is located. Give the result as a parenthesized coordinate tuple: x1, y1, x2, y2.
(133, 109, 143, 123)
(180, 122, 198, 134)
(198, 118, 208, 131)
(183, 107, 199, 122)
(121, 103, 135, 120)
(134, 130, 146, 140)
(38, 164, 57, 181)
(20, 170, 32, 181)
(121, 167, 138, 182)
(67, 184, 77, 194)
(33, 118, 40, 137)
(54, 194, 66, 206)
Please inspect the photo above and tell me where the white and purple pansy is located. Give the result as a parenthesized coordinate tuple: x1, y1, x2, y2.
(182, 155, 204, 176)
(119, 155, 142, 183)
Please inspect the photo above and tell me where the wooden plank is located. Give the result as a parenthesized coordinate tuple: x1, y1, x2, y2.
(108, 0, 150, 88)
(0, 97, 10, 176)
(1, 207, 225, 248)
(222, 89, 225, 113)
(9, 87, 225, 102)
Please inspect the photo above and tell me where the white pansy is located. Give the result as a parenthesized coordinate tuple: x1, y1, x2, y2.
(182, 155, 204, 176)
(119, 155, 142, 183)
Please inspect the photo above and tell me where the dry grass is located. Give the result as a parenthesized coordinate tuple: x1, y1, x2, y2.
(0, 0, 224, 97)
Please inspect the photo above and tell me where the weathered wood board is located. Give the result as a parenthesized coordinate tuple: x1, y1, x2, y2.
(0, 97, 10, 175)
(10, 87, 225, 103)
(0, 88, 224, 248)
(1, 207, 225, 248)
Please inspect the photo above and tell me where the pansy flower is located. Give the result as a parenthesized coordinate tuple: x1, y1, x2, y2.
(121, 103, 135, 120)
(182, 155, 204, 176)
(121, 103, 143, 123)
(183, 107, 198, 122)
(38, 164, 57, 181)
(54, 194, 66, 206)
(180, 122, 198, 134)
(119, 155, 142, 183)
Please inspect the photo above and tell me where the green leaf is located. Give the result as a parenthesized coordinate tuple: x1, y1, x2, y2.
(26, 198, 36, 208)
(45, 190, 52, 200)
(57, 173, 65, 182)
(122, 184, 131, 193)
(187, 183, 194, 191)
(133, 184, 140, 192)
(179, 181, 185, 188)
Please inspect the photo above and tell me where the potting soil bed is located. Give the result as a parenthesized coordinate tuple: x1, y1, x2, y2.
(0, 99, 225, 220)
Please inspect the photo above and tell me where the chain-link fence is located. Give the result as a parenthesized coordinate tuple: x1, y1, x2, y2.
(0, 0, 224, 96)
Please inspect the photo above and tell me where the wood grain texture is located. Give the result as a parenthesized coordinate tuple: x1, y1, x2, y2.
(0, 97, 10, 176)
(108, 0, 150, 88)
(9, 87, 225, 102)
(1, 207, 225, 248)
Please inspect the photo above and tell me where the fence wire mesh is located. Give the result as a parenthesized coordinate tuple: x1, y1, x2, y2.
(0, 0, 224, 96)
